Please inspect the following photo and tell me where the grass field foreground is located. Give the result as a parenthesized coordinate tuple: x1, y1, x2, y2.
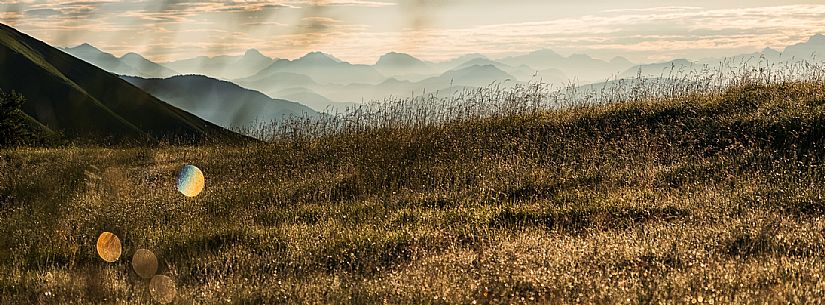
(2, 82, 825, 303)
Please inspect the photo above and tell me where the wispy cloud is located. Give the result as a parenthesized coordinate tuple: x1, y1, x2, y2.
(602, 6, 703, 14)
(382, 4, 825, 62)
(1, 1, 824, 64)
(296, 0, 395, 7)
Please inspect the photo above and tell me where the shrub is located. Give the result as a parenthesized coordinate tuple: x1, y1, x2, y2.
(0, 89, 32, 146)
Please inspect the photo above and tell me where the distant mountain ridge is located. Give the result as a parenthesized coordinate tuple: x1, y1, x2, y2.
(621, 35, 825, 78)
(238, 63, 523, 104)
(57, 34, 825, 109)
(244, 52, 386, 85)
(500, 50, 635, 82)
(376, 52, 428, 66)
(374, 52, 437, 77)
(783, 34, 825, 59)
(120, 52, 178, 78)
(161, 49, 275, 80)
(61, 44, 178, 78)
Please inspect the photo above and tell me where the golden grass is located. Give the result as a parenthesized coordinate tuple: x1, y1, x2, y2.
(2, 81, 825, 304)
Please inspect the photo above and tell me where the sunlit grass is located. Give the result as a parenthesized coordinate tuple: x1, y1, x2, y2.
(2, 65, 825, 303)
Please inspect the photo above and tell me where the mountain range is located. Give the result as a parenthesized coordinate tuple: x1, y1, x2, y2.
(61, 44, 178, 78)
(160, 49, 275, 80)
(58, 44, 640, 108)
(622, 34, 825, 78)
(784, 34, 825, 59)
(60, 34, 825, 108)
(243, 52, 386, 85)
(237, 63, 522, 104)
(498, 50, 634, 81)
(373, 52, 439, 78)
(18, 23, 821, 142)
(59, 34, 821, 113)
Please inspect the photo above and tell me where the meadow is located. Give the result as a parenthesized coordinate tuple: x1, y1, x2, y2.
(2, 64, 825, 304)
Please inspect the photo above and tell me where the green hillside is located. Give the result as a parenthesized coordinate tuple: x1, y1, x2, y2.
(1, 81, 824, 303)
(0, 23, 242, 144)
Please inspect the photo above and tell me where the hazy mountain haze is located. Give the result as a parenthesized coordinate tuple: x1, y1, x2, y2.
(121, 75, 319, 133)
(161, 49, 275, 80)
(51, 34, 825, 113)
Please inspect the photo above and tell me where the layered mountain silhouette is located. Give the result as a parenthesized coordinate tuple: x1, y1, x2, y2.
(58, 44, 630, 105)
(421, 64, 515, 88)
(621, 34, 825, 78)
(784, 34, 825, 59)
(120, 52, 178, 78)
(237, 71, 321, 96)
(231, 71, 358, 110)
(61, 44, 177, 78)
(0, 23, 240, 143)
(500, 50, 635, 82)
(161, 49, 275, 80)
(438, 53, 489, 70)
(240, 63, 521, 104)
(121, 74, 318, 132)
(242, 52, 386, 85)
(273, 87, 360, 112)
(374, 52, 438, 77)
(51, 33, 825, 113)
(453, 57, 567, 84)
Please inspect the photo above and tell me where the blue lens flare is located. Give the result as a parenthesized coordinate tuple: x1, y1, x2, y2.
(176, 164, 205, 197)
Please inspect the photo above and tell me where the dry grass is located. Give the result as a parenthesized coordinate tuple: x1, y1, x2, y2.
(2, 76, 825, 303)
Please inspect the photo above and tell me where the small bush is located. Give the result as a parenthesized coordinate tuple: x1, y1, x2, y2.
(0, 89, 33, 147)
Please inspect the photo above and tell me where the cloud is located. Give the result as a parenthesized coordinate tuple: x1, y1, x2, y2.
(24, 8, 61, 17)
(298, 16, 339, 31)
(602, 6, 703, 14)
(2, 1, 825, 64)
(0, 11, 21, 24)
(293, 0, 395, 7)
(147, 1, 293, 13)
(133, 0, 393, 14)
(388, 4, 825, 61)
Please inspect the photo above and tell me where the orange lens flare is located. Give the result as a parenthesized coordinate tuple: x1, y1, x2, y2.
(96, 232, 122, 263)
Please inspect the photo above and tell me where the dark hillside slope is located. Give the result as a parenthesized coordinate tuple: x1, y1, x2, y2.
(0, 23, 241, 144)
(122, 75, 319, 131)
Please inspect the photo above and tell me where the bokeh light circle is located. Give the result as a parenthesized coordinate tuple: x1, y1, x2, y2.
(176, 164, 205, 197)
(149, 275, 177, 304)
(131, 249, 159, 279)
(96, 232, 122, 263)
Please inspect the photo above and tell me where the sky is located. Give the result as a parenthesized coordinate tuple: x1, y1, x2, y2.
(1, 0, 824, 64)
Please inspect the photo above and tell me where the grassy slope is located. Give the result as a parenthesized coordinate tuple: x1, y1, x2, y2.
(1, 83, 825, 303)
(0, 23, 242, 144)
(121, 75, 318, 130)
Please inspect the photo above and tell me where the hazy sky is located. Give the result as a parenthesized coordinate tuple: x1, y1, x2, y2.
(1, 0, 825, 64)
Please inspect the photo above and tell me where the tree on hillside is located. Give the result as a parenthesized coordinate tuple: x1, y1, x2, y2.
(0, 89, 33, 146)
